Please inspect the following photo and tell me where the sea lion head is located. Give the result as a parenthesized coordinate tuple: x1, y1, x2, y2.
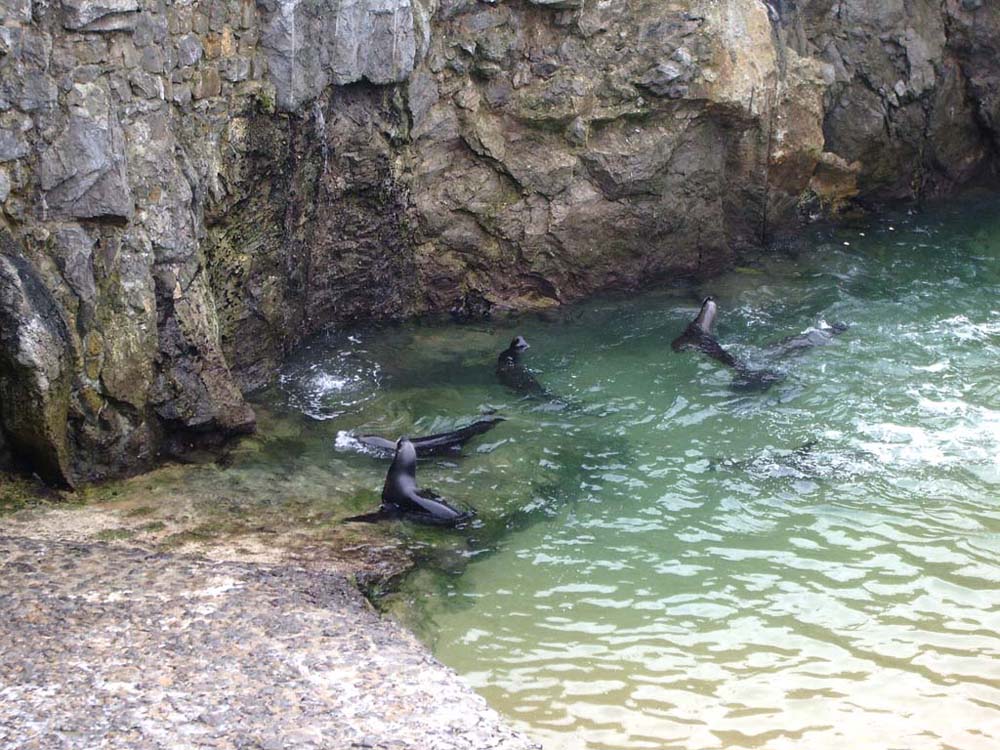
(393, 438, 418, 475)
(510, 335, 530, 351)
(694, 296, 717, 333)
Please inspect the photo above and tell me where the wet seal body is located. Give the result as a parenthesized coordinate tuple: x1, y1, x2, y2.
(764, 321, 849, 358)
(347, 439, 473, 526)
(670, 297, 740, 368)
(672, 297, 784, 392)
(497, 336, 547, 396)
(356, 416, 505, 456)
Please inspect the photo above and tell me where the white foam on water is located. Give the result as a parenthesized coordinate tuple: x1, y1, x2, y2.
(334, 431, 362, 452)
(858, 406, 1000, 470)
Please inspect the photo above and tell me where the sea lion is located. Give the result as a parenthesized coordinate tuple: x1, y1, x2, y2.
(672, 296, 784, 391)
(497, 336, 547, 396)
(670, 296, 741, 368)
(347, 438, 473, 526)
(764, 321, 849, 358)
(356, 416, 505, 456)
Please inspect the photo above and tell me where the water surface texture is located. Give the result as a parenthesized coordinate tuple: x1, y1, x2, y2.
(266, 197, 999, 749)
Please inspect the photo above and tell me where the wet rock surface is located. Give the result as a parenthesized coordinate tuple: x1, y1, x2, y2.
(0, 535, 538, 750)
(0, 0, 999, 481)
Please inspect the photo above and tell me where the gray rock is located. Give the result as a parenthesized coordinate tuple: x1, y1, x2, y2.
(19, 69, 59, 110)
(0, 230, 75, 487)
(52, 224, 98, 306)
(170, 82, 192, 105)
(132, 9, 169, 46)
(0, 113, 30, 162)
(140, 45, 164, 74)
(221, 55, 251, 83)
(637, 62, 687, 97)
(129, 68, 162, 99)
(1, 29, 59, 111)
(261, 0, 420, 111)
(39, 83, 133, 221)
(61, 0, 139, 31)
(0, 170, 9, 203)
(0, 0, 32, 24)
(176, 33, 203, 67)
(1, 0, 1000, 488)
(528, 0, 582, 8)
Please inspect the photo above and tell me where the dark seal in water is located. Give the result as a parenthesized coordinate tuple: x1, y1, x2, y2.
(346, 438, 474, 527)
(356, 416, 505, 456)
(764, 321, 849, 358)
(671, 296, 784, 392)
(496, 336, 547, 396)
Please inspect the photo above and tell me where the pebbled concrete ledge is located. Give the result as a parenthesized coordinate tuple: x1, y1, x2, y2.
(0, 535, 538, 750)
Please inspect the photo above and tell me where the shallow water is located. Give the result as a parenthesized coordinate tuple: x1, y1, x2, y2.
(218, 196, 997, 747)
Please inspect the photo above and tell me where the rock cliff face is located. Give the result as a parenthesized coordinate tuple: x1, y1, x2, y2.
(1, 0, 998, 484)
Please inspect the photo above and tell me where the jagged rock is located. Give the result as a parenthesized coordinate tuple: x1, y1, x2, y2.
(0, 0, 32, 24)
(1, 0, 999, 485)
(51, 224, 98, 309)
(0, 230, 75, 487)
(39, 83, 133, 221)
(0, 28, 58, 112)
(637, 63, 687, 97)
(151, 269, 255, 434)
(0, 113, 31, 162)
(261, 0, 420, 111)
(61, 0, 140, 31)
(176, 33, 204, 68)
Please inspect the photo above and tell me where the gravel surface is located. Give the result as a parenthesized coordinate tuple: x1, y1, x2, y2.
(0, 535, 538, 750)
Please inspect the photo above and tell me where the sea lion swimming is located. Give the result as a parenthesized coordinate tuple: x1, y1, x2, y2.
(346, 438, 473, 526)
(671, 296, 784, 391)
(497, 336, 547, 396)
(355, 416, 505, 456)
(670, 297, 741, 368)
(764, 321, 849, 358)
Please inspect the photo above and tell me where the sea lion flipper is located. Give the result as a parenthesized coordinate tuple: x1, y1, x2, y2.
(357, 416, 506, 457)
(410, 416, 506, 453)
(355, 435, 398, 452)
(405, 488, 469, 522)
(697, 334, 741, 369)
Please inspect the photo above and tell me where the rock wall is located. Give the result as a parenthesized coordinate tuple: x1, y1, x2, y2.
(0, 0, 997, 484)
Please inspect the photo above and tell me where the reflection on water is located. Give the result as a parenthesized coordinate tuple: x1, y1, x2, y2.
(152, 194, 1000, 749)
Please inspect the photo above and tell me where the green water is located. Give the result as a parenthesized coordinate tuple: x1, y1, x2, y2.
(254, 196, 1000, 748)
